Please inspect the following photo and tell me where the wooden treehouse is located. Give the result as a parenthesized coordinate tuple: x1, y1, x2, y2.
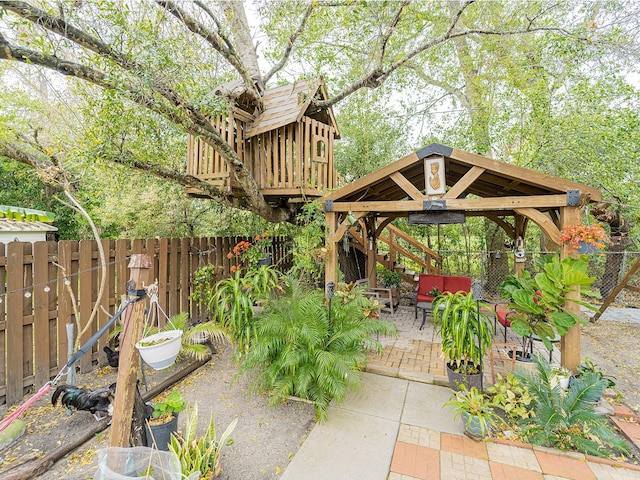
(186, 78, 340, 205)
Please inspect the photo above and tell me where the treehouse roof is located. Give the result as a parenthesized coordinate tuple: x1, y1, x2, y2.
(323, 143, 601, 218)
(243, 77, 339, 138)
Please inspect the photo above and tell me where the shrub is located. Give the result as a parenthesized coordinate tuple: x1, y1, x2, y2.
(515, 355, 630, 459)
(239, 279, 398, 421)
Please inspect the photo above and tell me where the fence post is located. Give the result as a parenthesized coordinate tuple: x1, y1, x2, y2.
(109, 254, 152, 448)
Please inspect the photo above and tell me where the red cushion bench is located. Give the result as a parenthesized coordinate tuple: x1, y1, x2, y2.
(414, 274, 472, 319)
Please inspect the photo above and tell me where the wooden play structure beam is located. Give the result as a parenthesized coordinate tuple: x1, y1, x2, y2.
(592, 257, 640, 322)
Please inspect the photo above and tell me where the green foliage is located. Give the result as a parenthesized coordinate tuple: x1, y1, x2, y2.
(500, 254, 599, 353)
(169, 402, 238, 478)
(432, 292, 493, 373)
(209, 266, 283, 355)
(165, 311, 228, 362)
(189, 264, 222, 306)
(486, 373, 533, 429)
(379, 268, 402, 288)
(239, 280, 398, 421)
(515, 355, 630, 459)
(286, 202, 328, 286)
(151, 390, 185, 420)
(576, 357, 616, 389)
(444, 387, 498, 438)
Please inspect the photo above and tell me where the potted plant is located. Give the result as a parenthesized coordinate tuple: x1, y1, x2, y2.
(499, 254, 599, 361)
(444, 386, 498, 439)
(514, 355, 630, 459)
(380, 267, 402, 306)
(145, 390, 186, 450)
(575, 357, 616, 390)
(135, 328, 183, 370)
(560, 223, 609, 254)
(550, 364, 571, 389)
(432, 291, 493, 390)
(169, 402, 238, 478)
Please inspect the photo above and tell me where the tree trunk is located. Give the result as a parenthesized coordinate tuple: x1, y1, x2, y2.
(591, 202, 630, 299)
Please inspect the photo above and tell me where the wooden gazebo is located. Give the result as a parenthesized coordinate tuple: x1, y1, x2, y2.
(321, 143, 602, 369)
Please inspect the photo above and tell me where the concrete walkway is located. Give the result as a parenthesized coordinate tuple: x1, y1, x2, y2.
(283, 372, 640, 480)
(281, 306, 640, 480)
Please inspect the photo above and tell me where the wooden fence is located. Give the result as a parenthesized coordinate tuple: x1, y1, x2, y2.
(0, 235, 293, 405)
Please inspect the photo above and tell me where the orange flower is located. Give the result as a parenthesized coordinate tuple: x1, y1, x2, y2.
(226, 252, 233, 259)
(560, 223, 609, 251)
(230, 265, 237, 273)
(262, 232, 268, 238)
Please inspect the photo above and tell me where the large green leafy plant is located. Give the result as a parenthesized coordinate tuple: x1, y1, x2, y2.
(209, 266, 283, 356)
(240, 280, 397, 421)
(500, 255, 598, 354)
(515, 355, 630, 459)
(432, 291, 493, 374)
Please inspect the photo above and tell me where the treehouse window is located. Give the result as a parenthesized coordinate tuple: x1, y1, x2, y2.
(316, 140, 326, 159)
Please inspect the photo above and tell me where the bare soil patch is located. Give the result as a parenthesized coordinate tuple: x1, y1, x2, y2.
(0, 346, 316, 480)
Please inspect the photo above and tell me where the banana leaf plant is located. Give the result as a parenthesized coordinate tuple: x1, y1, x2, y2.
(499, 254, 599, 355)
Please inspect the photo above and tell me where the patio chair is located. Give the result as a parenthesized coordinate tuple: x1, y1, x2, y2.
(489, 342, 518, 384)
(493, 302, 516, 342)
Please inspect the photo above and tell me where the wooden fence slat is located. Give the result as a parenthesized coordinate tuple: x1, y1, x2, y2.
(78, 240, 94, 373)
(33, 241, 51, 387)
(0, 235, 293, 405)
(6, 242, 25, 404)
(56, 241, 73, 372)
(169, 239, 179, 317)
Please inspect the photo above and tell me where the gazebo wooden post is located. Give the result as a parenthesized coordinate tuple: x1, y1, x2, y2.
(514, 214, 527, 276)
(560, 206, 582, 371)
(325, 211, 339, 292)
(366, 216, 377, 288)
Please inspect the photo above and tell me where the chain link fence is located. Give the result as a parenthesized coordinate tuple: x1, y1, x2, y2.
(429, 250, 640, 308)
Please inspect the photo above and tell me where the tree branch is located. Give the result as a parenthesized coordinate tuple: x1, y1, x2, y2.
(316, 22, 570, 108)
(377, 0, 412, 70)
(157, 0, 264, 107)
(193, 0, 232, 50)
(264, 0, 316, 83)
(0, 30, 296, 222)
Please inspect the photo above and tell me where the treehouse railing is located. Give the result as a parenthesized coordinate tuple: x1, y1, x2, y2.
(187, 116, 337, 198)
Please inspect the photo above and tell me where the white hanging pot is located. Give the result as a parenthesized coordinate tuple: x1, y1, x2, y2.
(135, 330, 183, 370)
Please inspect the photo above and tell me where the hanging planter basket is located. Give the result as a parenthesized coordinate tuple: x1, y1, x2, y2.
(577, 241, 599, 254)
(136, 329, 183, 370)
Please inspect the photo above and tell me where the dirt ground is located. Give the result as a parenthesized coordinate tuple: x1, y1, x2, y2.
(0, 316, 638, 479)
(581, 319, 640, 411)
(0, 346, 316, 480)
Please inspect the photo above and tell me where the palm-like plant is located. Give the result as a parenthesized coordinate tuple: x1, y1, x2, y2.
(515, 355, 630, 459)
(168, 312, 228, 361)
(240, 279, 398, 421)
(209, 266, 282, 355)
